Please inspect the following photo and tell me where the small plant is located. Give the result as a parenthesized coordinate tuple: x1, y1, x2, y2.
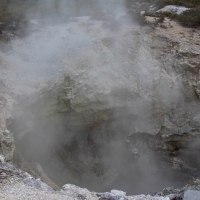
(156, 0, 200, 8)
(0, 3, 12, 22)
(177, 8, 200, 27)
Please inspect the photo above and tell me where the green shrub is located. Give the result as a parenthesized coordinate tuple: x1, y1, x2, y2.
(144, 10, 177, 19)
(145, 0, 200, 27)
(0, 3, 12, 22)
(156, 0, 200, 8)
(177, 8, 200, 27)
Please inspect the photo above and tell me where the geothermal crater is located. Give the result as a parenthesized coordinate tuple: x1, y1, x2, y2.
(9, 76, 192, 194)
(1, 9, 200, 196)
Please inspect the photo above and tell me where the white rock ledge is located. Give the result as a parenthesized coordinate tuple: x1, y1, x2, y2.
(156, 5, 190, 15)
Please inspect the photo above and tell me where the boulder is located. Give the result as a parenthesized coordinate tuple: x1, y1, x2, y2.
(111, 190, 126, 196)
(0, 93, 15, 163)
(0, 154, 5, 163)
(156, 5, 190, 15)
(183, 190, 200, 200)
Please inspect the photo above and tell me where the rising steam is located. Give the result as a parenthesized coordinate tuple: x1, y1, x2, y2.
(0, 0, 194, 195)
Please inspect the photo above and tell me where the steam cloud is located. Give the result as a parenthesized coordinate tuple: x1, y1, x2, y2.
(0, 0, 195, 195)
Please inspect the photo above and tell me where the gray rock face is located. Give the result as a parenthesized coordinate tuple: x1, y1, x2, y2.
(111, 190, 126, 197)
(97, 192, 128, 200)
(62, 184, 97, 199)
(0, 162, 178, 200)
(0, 161, 179, 200)
(0, 162, 54, 191)
(185, 178, 200, 191)
(97, 190, 129, 200)
(0, 93, 15, 163)
(183, 190, 200, 200)
(150, 18, 200, 100)
(0, 154, 5, 163)
(141, 18, 200, 173)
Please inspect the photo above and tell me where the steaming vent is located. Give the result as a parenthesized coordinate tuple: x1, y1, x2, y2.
(0, 0, 199, 195)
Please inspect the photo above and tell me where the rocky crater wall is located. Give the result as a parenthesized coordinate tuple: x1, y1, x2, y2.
(0, 5, 200, 199)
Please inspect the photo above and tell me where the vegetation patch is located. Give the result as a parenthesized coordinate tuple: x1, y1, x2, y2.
(177, 8, 200, 27)
(144, 0, 200, 27)
(156, 0, 200, 8)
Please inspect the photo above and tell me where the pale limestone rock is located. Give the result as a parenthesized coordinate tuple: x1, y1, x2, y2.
(0, 154, 5, 163)
(111, 190, 126, 196)
(156, 5, 190, 15)
(183, 190, 200, 200)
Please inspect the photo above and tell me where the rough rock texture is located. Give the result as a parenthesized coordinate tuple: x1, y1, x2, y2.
(183, 190, 200, 200)
(0, 162, 173, 200)
(3, 163, 198, 200)
(0, 92, 15, 163)
(185, 178, 200, 191)
(0, 162, 74, 200)
(149, 17, 200, 99)
(140, 17, 200, 173)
